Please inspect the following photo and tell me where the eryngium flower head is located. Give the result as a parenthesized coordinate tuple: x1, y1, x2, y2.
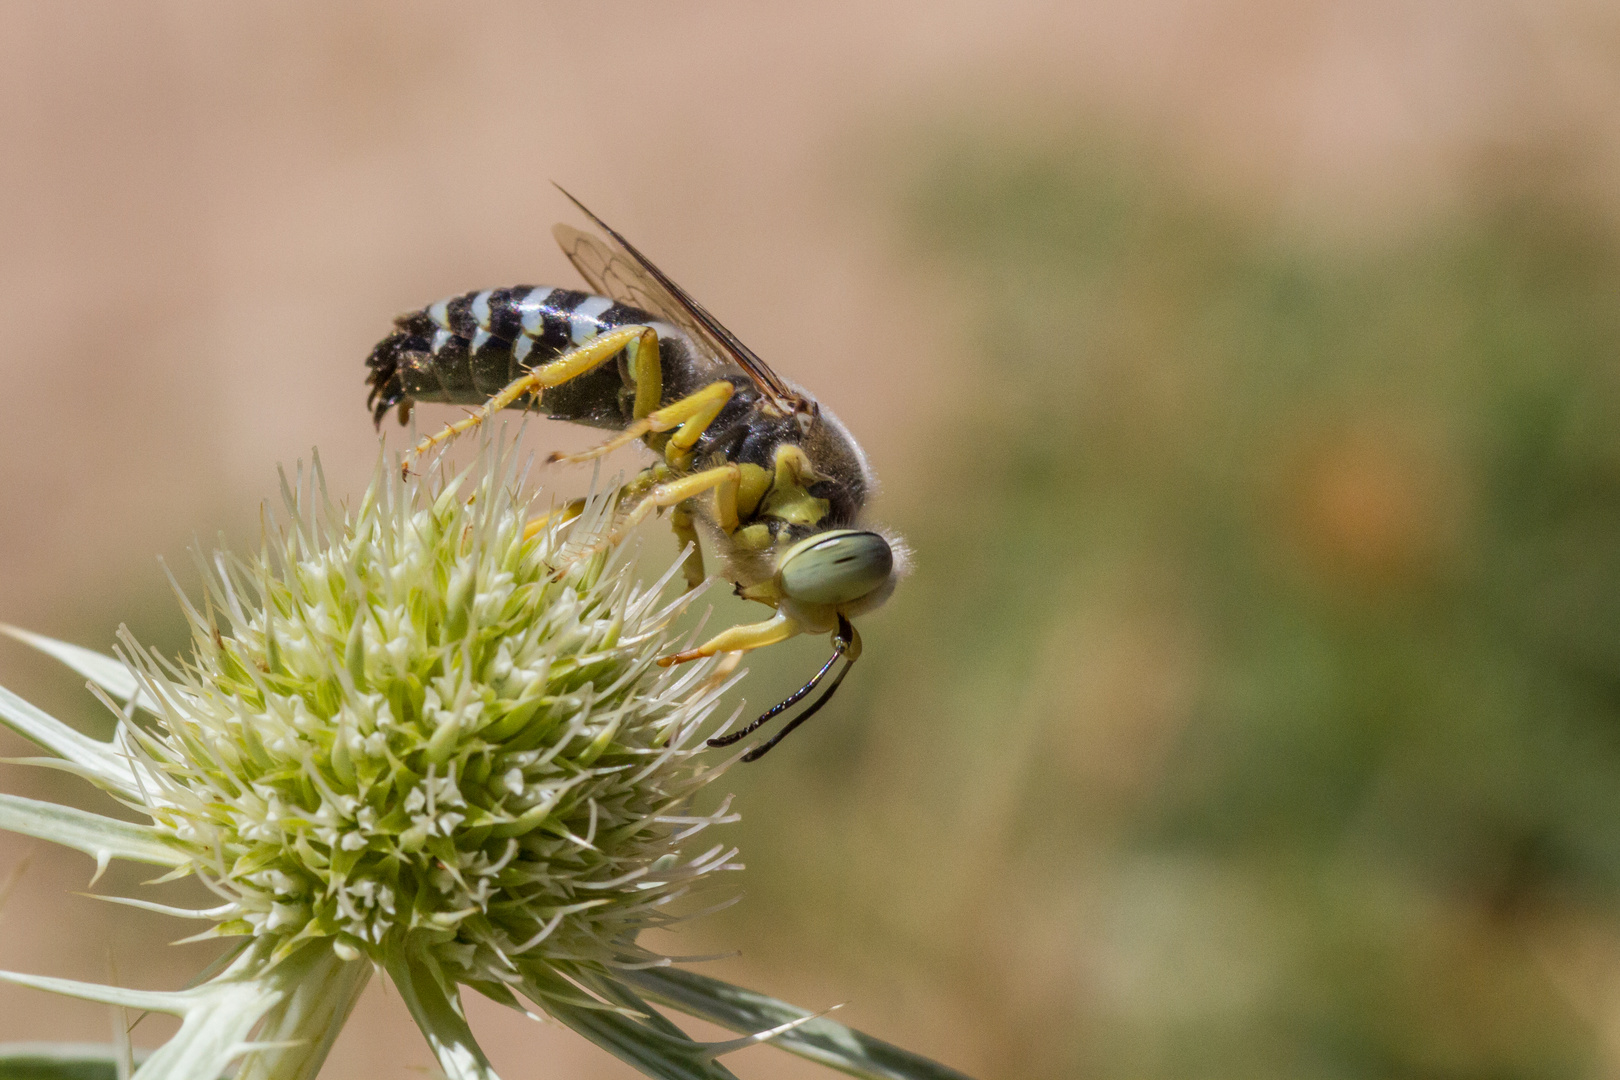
(0, 438, 752, 1080)
(141, 448, 739, 974)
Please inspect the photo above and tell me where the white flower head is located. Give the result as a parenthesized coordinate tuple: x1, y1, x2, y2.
(0, 434, 754, 1079)
(132, 442, 740, 976)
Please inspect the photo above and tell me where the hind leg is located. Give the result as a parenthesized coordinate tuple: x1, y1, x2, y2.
(408, 325, 657, 471)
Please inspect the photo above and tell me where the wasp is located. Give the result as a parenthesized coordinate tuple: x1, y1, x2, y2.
(365, 191, 907, 760)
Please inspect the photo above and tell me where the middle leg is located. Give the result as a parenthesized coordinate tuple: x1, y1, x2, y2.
(668, 504, 706, 591)
(548, 380, 735, 470)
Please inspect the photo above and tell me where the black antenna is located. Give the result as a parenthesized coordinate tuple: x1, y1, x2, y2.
(708, 615, 858, 761)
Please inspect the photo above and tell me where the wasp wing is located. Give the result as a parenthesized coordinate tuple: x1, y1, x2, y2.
(553, 223, 679, 323)
(552, 188, 804, 414)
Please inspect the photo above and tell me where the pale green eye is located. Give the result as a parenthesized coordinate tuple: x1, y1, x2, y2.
(779, 530, 894, 606)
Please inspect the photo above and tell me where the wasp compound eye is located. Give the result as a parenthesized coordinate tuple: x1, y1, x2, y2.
(779, 530, 894, 606)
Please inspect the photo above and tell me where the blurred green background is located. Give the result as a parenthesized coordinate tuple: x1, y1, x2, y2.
(715, 137, 1620, 1079)
(5, 5, 1620, 1078)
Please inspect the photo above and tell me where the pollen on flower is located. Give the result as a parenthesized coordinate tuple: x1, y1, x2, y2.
(118, 441, 743, 978)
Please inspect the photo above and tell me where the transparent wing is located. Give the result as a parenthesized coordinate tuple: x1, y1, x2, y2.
(553, 223, 693, 330)
(552, 188, 804, 413)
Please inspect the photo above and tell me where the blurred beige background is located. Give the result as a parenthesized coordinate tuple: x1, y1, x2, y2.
(4, 2, 1620, 1078)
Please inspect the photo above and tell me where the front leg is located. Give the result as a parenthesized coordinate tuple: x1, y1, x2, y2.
(521, 497, 587, 541)
(658, 610, 803, 667)
(560, 463, 743, 571)
(707, 615, 861, 761)
(621, 463, 743, 533)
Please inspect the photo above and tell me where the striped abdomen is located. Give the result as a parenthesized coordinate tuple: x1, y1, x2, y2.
(366, 286, 708, 429)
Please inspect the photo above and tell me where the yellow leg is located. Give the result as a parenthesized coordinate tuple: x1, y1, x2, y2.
(626, 327, 662, 421)
(548, 380, 735, 469)
(622, 464, 742, 533)
(562, 464, 739, 580)
(410, 325, 656, 468)
(669, 505, 706, 590)
(658, 611, 802, 667)
(522, 497, 586, 541)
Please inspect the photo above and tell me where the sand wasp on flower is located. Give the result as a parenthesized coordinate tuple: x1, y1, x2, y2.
(365, 190, 908, 760)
